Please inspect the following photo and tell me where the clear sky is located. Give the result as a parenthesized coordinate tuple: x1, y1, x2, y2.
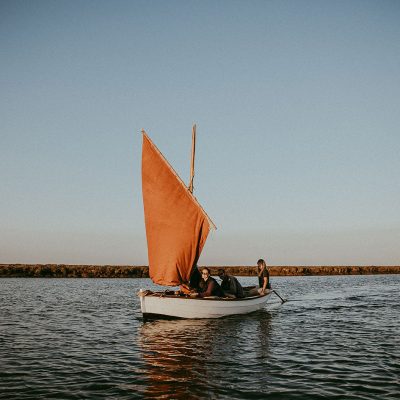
(1, 0, 399, 266)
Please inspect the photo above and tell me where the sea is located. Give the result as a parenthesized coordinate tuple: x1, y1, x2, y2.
(0, 275, 399, 399)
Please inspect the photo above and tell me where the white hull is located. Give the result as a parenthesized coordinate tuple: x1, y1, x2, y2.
(139, 290, 272, 319)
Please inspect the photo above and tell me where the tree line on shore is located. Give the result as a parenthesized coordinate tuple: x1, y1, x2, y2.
(0, 264, 399, 278)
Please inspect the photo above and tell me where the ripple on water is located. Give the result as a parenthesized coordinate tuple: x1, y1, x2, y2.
(0, 276, 399, 399)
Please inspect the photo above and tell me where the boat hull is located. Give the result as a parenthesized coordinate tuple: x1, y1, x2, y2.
(139, 290, 272, 319)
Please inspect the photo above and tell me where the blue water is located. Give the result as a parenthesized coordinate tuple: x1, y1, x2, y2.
(0, 275, 399, 399)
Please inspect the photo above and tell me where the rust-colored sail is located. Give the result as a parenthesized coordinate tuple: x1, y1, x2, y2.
(141, 131, 213, 286)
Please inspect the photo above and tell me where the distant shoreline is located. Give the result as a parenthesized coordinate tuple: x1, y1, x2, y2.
(0, 264, 399, 278)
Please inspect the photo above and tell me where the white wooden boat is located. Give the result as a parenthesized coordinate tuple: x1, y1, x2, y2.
(139, 289, 272, 319)
(138, 126, 272, 319)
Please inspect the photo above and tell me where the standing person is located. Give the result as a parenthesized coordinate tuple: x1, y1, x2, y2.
(197, 267, 224, 298)
(257, 259, 271, 294)
(218, 269, 244, 298)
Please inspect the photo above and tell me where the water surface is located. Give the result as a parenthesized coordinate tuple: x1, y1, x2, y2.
(1, 275, 399, 399)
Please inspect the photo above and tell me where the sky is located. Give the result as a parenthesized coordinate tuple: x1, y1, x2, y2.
(1, 0, 399, 266)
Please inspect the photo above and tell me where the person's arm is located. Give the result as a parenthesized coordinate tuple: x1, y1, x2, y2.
(198, 280, 215, 297)
(261, 276, 268, 293)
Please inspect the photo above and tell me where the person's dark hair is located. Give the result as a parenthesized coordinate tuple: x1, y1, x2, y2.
(201, 267, 211, 274)
(257, 259, 267, 273)
(217, 268, 225, 276)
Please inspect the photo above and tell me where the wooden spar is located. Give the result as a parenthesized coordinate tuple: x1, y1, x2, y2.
(188, 124, 196, 193)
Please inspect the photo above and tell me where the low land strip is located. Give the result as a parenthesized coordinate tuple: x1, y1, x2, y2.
(0, 264, 399, 278)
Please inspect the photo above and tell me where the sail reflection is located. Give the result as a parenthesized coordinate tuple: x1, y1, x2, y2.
(137, 311, 273, 399)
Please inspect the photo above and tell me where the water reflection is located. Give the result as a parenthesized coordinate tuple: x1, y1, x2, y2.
(137, 311, 272, 399)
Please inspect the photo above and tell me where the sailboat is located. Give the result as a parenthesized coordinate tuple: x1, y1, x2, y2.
(138, 126, 272, 319)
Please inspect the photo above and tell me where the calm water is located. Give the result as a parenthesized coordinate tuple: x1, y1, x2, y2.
(0, 275, 399, 399)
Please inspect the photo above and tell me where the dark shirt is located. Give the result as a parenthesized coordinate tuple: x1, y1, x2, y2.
(221, 275, 244, 298)
(258, 268, 271, 289)
(198, 277, 224, 297)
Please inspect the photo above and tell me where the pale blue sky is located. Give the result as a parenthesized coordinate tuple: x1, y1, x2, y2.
(1, 0, 399, 265)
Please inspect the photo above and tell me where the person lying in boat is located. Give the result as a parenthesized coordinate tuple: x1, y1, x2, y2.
(218, 269, 244, 298)
(195, 267, 224, 298)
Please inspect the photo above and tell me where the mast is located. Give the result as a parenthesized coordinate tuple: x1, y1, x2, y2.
(188, 124, 196, 193)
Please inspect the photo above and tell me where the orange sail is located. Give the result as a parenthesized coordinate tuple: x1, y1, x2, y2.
(141, 131, 214, 286)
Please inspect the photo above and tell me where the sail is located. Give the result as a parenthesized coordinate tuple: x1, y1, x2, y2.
(141, 131, 213, 286)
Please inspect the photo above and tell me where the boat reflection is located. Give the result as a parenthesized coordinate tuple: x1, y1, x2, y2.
(137, 310, 273, 399)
